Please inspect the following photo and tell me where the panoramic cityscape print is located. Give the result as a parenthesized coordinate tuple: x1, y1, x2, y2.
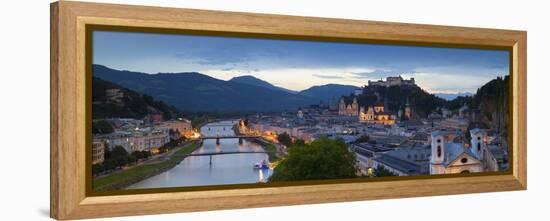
(91, 31, 510, 192)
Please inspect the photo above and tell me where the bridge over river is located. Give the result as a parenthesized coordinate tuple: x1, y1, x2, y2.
(200, 135, 261, 145)
(170, 150, 282, 166)
(127, 120, 276, 189)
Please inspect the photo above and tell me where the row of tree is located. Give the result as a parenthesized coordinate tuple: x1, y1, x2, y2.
(158, 137, 185, 153)
(276, 132, 305, 147)
(92, 132, 187, 176)
(92, 145, 152, 176)
(92, 119, 114, 135)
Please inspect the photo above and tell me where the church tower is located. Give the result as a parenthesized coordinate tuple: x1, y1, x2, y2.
(359, 106, 366, 122)
(338, 98, 345, 115)
(366, 106, 375, 120)
(398, 107, 403, 118)
(404, 97, 412, 120)
(352, 97, 359, 115)
(430, 131, 446, 174)
(470, 129, 487, 161)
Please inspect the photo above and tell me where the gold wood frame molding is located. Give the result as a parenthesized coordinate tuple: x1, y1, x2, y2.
(50, 1, 527, 220)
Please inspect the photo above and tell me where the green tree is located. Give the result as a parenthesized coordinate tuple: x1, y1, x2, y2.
(373, 165, 398, 177)
(128, 155, 137, 164)
(92, 120, 114, 134)
(92, 164, 104, 176)
(294, 139, 306, 146)
(277, 132, 293, 147)
(102, 159, 118, 171)
(141, 150, 152, 159)
(269, 137, 358, 182)
(132, 151, 144, 160)
(111, 145, 130, 168)
(103, 143, 111, 158)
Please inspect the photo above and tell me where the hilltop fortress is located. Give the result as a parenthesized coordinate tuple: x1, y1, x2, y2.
(333, 76, 416, 125)
(368, 76, 415, 87)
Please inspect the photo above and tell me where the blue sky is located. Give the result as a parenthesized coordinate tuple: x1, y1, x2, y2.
(93, 31, 509, 93)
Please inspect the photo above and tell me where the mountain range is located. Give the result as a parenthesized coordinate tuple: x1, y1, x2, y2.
(92, 64, 359, 112)
(435, 92, 474, 101)
(229, 75, 297, 94)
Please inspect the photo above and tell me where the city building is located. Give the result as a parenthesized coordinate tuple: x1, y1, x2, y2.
(105, 118, 143, 131)
(374, 145, 431, 175)
(351, 142, 393, 175)
(438, 117, 469, 131)
(429, 129, 499, 174)
(358, 102, 396, 125)
(145, 112, 163, 124)
(105, 88, 124, 104)
(98, 127, 170, 154)
(92, 139, 105, 165)
(372, 154, 424, 176)
(409, 132, 429, 144)
(160, 119, 194, 137)
(459, 103, 469, 118)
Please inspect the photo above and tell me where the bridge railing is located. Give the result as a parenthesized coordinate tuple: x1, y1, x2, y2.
(200, 135, 261, 139)
(168, 150, 283, 157)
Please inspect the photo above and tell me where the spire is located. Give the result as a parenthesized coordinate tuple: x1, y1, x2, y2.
(383, 96, 389, 111)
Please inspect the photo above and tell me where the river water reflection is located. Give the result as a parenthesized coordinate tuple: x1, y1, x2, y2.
(127, 120, 272, 189)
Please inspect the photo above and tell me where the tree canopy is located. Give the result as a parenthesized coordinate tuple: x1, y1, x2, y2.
(373, 165, 398, 177)
(277, 132, 293, 147)
(269, 137, 357, 182)
(92, 119, 114, 134)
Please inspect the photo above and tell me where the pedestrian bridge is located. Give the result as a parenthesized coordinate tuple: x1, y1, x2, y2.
(200, 135, 260, 139)
(200, 135, 261, 145)
(173, 150, 276, 157)
(170, 150, 283, 165)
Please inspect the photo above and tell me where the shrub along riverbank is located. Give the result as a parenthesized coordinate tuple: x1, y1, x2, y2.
(264, 143, 280, 162)
(247, 138, 281, 162)
(93, 142, 201, 192)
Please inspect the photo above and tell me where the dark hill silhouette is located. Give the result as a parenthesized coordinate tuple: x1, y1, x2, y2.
(93, 65, 353, 112)
(299, 84, 359, 105)
(92, 77, 179, 119)
(229, 75, 297, 94)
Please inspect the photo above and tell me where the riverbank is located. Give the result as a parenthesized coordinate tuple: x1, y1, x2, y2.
(247, 138, 281, 162)
(264, 143, 280, 162)
(233, 124, 282, 162)
(92, 142, 201, 192)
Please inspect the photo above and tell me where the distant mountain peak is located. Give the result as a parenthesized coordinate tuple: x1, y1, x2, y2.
(229, 75, 271, 86)
(299, 84, 360, 104)
(435, 92, 473, 101)
(230, 75, 259, 80)
(229, 75, 297, 94)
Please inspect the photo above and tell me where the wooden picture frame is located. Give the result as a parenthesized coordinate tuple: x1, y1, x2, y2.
(50, 1, 527, 220)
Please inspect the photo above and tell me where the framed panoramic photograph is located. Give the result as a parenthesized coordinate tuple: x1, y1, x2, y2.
(50, 1, 527, 220)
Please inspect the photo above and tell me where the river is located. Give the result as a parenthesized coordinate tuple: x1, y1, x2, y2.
(127, 120, 272, 189)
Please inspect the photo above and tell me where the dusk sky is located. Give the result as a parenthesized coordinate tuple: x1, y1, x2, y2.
(93, 31, 509, 94)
